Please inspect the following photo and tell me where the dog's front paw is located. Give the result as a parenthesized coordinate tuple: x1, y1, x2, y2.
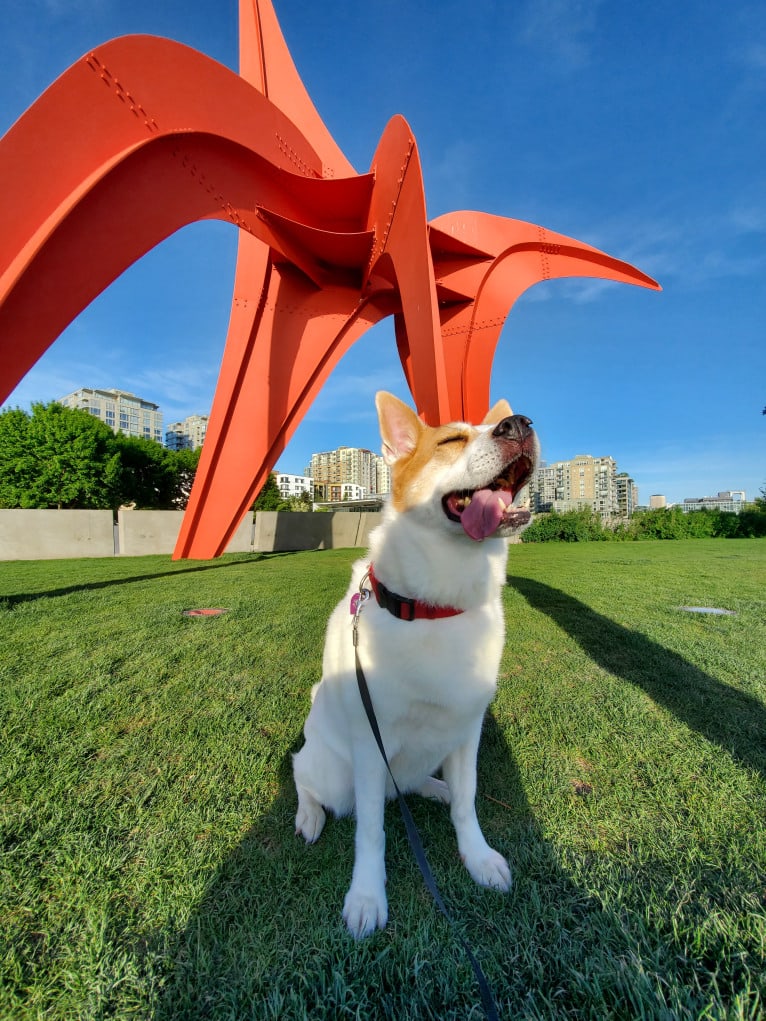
(462, 847, 512, 892)
(342, 885, 388, 939)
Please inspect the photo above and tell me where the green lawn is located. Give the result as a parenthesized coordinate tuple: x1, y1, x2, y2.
(1, 540, 765, 1020)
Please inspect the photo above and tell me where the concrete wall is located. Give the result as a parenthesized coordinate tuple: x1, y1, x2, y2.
(118, 510, 254, 556)
(0, 509, 114, 559)
(0, 509, 377, 559)
(117, 510, 184, 557)
(253, 511, 380, 552)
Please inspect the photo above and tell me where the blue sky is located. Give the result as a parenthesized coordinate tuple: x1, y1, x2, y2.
(1, 0, 764, 504)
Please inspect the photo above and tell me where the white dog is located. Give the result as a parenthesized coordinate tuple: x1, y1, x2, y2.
(293, 391, 538, 938)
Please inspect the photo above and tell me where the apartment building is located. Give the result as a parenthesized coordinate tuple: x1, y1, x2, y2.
(306, 446, 390, 501)
(58, 387, 163, 443)
(275, 472, 313, 501)
(530, 454, 625, 516)
(615, 472, 639, 517)
(166, 414, 209, 450)
(313, 482, 368, 503)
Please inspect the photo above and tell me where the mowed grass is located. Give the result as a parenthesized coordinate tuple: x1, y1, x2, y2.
(1, 539, 765, 1020)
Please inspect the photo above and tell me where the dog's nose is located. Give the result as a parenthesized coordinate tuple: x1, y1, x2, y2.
(492, 415, 533, 440)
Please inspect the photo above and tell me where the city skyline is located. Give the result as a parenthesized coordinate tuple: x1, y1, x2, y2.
(57, 382, 755, 507)
(55, 382, 755, 506)
(1, 1, 763, 505)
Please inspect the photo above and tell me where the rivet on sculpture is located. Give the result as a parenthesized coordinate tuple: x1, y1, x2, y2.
(0, 0, 659, 560)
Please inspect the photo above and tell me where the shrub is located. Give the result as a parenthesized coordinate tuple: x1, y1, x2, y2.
(523, 505, 766, 542)
(522, 508, 609, 543)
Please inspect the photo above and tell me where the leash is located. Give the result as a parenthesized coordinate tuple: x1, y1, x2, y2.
(352, 572, 500, 1021)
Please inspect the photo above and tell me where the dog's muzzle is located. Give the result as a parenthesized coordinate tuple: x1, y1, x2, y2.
(442, 414, 537, 540)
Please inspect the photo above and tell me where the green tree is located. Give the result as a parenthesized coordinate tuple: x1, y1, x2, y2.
(112, 437, 202, 509)
(734, 488, 766, 537)
(113, 434, 177, 508)
(253, 472, 290, 511)
(171, 447, 202, 509)
(0, 408, 36, 507)
(287, 489, 313, 511)
(0, 403, 121, 509)
(0, 404, 206, 510)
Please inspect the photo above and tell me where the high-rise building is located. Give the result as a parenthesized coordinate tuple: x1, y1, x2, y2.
(376, 459, 392, 497)
(58, 388, 163, 443)
(649, 494, 667, 509)
(530, 454, 621, 515)
(306, 446, 390, 500)
(615, 472, 639, 517)
(166, 414, 209, 450)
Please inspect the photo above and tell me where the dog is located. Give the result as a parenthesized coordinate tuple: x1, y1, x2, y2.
(293, 391, 538, 938)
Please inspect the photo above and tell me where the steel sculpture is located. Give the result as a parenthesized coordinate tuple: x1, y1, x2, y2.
(0, 0, 659, 559)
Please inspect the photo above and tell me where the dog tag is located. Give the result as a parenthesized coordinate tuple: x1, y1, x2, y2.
(350, 593, 361, 615)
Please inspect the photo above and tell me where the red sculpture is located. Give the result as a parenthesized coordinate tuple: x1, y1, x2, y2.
(0, 0, 659, 559)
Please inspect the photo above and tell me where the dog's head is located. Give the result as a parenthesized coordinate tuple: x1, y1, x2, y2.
(377, 391, 539, 540)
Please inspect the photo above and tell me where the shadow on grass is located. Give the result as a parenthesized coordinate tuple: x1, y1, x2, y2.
(508, 576, 766, 780)
(0, 556, 263, 608)
(152, 714, 706, 1019)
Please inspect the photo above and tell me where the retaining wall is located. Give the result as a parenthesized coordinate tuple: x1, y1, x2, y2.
(253, 511, 381, 552)
(0, 509, 379, 560)
(0, 509, 114, 560)
(117, 510, 253, 557)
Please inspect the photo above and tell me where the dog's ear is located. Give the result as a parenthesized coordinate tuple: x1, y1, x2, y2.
(482, 399, 513, 425)
(376, 392, 422, 465)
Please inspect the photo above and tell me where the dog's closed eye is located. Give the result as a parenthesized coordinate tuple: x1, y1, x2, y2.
(437, 433, 468, 446)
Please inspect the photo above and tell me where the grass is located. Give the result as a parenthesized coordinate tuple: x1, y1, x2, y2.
(1, 539, 765, 1020)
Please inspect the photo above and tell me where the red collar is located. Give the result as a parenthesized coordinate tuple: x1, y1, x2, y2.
(367, 564, 464, 621)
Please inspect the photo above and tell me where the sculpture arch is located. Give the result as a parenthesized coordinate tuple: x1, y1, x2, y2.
(0, 0, 659, 558)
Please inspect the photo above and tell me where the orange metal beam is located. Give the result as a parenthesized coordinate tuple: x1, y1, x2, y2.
(0, 0, 660, 559)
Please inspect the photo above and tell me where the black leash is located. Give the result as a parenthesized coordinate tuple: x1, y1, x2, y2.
(352, 582, 500, 1021)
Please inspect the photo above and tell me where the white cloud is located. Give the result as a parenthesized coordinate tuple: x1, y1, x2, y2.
(3, 359, 103, 410)
(305, 368, 405, 425)
(519, 0, 605, 71)
(126, 365, 218, 415)
(566, 200, 766, 293)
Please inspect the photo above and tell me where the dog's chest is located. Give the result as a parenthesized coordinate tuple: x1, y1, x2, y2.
(368, 644, 498, 787)
(361, 606, 503, 720)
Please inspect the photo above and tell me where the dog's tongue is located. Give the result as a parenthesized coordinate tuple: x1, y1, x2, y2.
(461, 488, 514, 540)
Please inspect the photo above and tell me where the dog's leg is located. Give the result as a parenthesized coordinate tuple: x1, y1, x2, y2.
(293, 739, 331, 843)
(342, 742, 389, 938)
(294, 783, 327, 844)
(293, 724, 356, 842)
(418, 776, 451, 804)
(441, 719, 512, 892)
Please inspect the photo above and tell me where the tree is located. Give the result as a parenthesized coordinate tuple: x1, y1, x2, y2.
(113, 434, 177, 508)
(171, 447, 202, 509)
(0, 403, 121, 509)
(0, 403, 207, 510)
(0, 408, 36, 507)
(112, 437, 203, 509)
(253, 472, 290, 511)
(288, 489, 313, 512)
